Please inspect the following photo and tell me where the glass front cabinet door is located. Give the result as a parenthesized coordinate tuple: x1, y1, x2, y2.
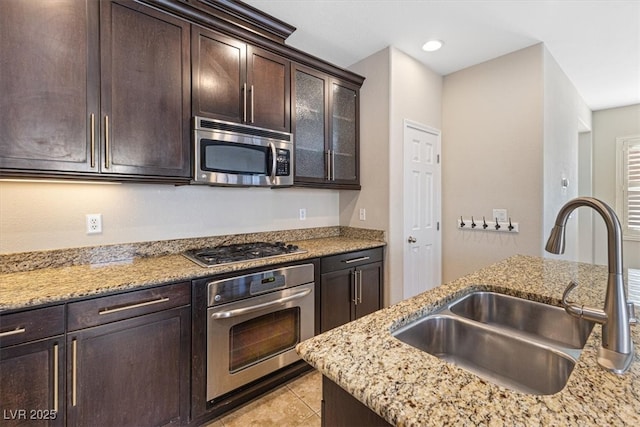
(292, 65, 360, 189)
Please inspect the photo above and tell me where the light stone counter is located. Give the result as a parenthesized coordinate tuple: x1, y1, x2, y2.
(296, 255, 640, 426)
(0, 227, 385, 312)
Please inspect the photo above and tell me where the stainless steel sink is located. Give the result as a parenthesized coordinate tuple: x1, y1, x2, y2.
(449, 291, 594, 349)
(391, 291, 595, 395)
(393, 315, 577, 395)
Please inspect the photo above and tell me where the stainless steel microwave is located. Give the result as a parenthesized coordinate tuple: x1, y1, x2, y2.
(192, 117, 294, 187)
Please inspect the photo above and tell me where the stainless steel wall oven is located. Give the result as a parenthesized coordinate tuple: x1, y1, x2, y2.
(203, 263, 314, 402)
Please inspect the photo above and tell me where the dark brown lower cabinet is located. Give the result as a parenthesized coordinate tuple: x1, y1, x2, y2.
(0, 338, 65, 427)
(320, 248, 384, 333)
(0, 305, 65, 427)
(322, 376, 391, 427)
(64, 282, 191, 427)
(66, 304, 190, 427)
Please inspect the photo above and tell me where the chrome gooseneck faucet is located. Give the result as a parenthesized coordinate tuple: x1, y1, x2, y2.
(545, 197, 636, 374)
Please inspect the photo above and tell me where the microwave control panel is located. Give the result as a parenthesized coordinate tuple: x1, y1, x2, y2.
(275, 148, 291, 176)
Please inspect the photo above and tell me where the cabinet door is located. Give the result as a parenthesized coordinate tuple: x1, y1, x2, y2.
(0, 338, 65, 427)
(320, 269, 353, 333)
(247, 46, 290, 132)
(100, 0, 191, 178)
(192, 26, 246, 124)
(292, 66, 328, 183)
(354, 262, 383, 320)
(0, 0, 99, 174)
(66, 306, 190, 427)
(329, 80, 359, 184)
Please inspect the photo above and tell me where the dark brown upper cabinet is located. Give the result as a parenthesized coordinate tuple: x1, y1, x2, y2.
(192, 25, 291, 132)
(0, 0, 100, 175)
(99, 0, 191, 179)
(292, 64, 360, 189)
(0, 0, 191, 181)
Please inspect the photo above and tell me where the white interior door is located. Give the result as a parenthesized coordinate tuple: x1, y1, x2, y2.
(403, 120, 441, 299)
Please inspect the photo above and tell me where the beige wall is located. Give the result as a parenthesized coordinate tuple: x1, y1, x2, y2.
(0, 181, 339, 253)
(442, 44, 545, 282)
(542, 47, 592, 263)
(346, 46, 442, 305)
(593, 104, 640, 269)
(442, 44, 592, 282)
(340, 48, 390, 231)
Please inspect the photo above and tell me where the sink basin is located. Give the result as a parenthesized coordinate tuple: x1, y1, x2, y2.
(391, 291, 595, 395)
(449, 291, 594, 349)
(393, 315, 577, 395)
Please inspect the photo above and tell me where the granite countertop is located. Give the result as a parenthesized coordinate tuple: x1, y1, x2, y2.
(0, 229, 385, 312)
(297, 255, 640, 426)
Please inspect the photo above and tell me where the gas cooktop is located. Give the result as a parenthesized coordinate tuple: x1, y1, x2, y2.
(183, 241, 306, 267)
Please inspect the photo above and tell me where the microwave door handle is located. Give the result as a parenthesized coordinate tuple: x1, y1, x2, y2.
(269, 141, 277, 183)
(210, 288, 312, 319)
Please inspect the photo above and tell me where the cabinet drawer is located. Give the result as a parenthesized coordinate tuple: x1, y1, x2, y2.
(67, 282, 190, 331)
(321, 247, 384, 273)
(0, 305, 64, 348)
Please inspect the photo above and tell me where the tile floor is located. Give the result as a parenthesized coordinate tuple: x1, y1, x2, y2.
(203, 370, 322, 427)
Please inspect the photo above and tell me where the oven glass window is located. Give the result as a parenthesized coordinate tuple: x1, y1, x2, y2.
(229, 307, 300, 372)
(202, 140, 268, 175)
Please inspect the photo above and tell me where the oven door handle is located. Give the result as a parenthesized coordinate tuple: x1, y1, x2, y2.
(210, 288, 312, 319)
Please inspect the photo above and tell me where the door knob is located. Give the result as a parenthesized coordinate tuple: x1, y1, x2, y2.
(407, 236, 417, 243)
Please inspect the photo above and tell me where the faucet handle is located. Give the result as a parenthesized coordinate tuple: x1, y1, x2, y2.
(628, 302, 638, 325)
(562, 281, 582, 317)
(562, 281, 608, 323)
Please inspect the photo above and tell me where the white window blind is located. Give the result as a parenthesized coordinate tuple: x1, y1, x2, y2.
(618, 135, 640, 240)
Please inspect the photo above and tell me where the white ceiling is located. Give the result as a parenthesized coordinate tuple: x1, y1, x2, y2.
(244, 0, 640, 111)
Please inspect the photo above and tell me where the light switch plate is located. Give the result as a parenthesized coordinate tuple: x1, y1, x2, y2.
(493, 209, 508, 222)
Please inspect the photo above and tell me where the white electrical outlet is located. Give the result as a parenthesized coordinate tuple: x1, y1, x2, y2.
(359, 208, 366, 221)
(86, 214, 102, 234)
(299, 208, 307, 220)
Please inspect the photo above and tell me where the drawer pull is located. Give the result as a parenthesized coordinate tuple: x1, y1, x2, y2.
(343, 256, 370, 264)
(0, 327, 26, 338)
(98, 297, 170, 315)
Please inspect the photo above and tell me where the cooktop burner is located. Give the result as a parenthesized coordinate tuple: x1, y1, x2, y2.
(183, 242, 306, 267)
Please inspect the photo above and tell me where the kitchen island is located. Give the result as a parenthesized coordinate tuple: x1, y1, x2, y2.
(296, 255, 640, 426)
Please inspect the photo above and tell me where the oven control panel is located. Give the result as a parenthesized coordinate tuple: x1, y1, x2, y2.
(206, 264, 314, 307)
(250, 274, 286, 295)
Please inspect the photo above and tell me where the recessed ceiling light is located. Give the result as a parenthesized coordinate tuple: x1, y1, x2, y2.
(422, 40, 443, 52)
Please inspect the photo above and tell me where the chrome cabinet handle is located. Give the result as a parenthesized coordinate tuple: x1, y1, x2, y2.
(72, 339, 77, 407)
(98, 297, 170, 315)
(352, 270, 363, 304)
(326, 150, 332, 180)
(211, 288, 312, 319)
(243, 83, 247, 123)
(352, 270, 358, 304)
(0, 327, 26, 338)
(90, 113, 95, 168)
(250, 84, 254, 123)
(343, 256, 370, 264)
(104, 115, 110, 169)
(53, 344, 59, 412)
(331, 150, 336, 181)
